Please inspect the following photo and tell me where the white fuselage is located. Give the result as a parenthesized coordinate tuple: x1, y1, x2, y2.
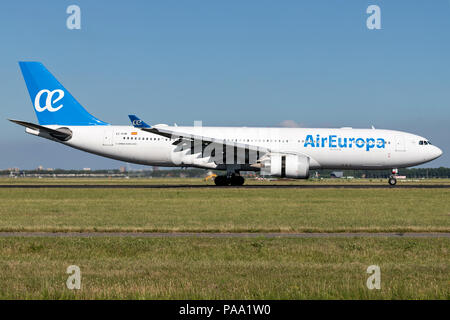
(39, 125, 442, 171)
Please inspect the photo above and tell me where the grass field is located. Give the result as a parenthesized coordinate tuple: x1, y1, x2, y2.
(0, 237, 448, 299)
(0, 186, 448, 233)
(0, 178, 448, 299)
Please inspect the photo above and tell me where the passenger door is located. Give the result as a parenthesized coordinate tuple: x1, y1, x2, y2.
(395, 136, 406, 152)
(102, 128, 114, 146)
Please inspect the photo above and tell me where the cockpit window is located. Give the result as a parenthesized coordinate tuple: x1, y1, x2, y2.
(419, 141, 423, 145)
(428, 141, 432, 145)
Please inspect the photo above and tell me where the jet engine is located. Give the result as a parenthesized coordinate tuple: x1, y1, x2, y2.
(260, 153, 309, 179)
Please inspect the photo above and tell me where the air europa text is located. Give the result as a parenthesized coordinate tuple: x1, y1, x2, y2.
(304, 134, 386, 151)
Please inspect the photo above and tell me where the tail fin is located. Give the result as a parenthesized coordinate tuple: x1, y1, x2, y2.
(19, 62, 108, 126)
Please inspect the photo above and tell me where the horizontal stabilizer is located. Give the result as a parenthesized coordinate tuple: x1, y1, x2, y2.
(9, 119, 72, 141)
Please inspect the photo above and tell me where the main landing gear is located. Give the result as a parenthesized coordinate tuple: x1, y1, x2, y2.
(388, 168, 398, 186)
(214, 174, 245, 186)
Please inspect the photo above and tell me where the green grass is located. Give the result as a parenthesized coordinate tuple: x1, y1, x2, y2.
(0, 188, 448, 233)
(0, 237, 447, 299)
(0, 180, 447, 299)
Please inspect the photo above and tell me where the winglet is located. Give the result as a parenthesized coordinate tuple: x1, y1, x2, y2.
(128, 115, 151, 128)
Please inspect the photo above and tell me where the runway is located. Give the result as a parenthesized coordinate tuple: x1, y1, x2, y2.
(0, 184, 449, 189)
(0, 232, 448, 238)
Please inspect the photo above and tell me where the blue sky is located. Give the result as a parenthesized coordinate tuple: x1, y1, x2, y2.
(1, 0, 449, 169)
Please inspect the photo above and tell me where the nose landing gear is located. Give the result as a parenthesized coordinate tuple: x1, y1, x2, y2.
(388, 176, 397, 186)
(388, 168, 398, 186)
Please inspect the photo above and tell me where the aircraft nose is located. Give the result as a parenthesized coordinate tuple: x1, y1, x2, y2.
(431, 146, 443, 159)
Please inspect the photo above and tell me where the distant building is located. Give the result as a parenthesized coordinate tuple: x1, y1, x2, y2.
(83, 168, 91, 171)
(37, 165, 44, 171)
(119, 166, 126, 173)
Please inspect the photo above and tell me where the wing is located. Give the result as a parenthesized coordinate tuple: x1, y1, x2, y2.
(128, 115, 151, 128)
(129, 115, 269, 164)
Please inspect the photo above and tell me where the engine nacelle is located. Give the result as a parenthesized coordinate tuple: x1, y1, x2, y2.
(261, 153, 309, 179)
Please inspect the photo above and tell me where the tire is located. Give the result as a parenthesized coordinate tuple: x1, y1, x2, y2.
(230, 175, 245, 186)
(388, 177, 397, 186)
(214, 175, 229, 186)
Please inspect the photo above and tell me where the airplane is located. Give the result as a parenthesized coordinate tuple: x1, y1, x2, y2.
(10, 62, 443, 186)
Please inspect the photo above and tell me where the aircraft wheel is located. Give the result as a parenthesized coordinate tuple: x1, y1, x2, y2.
(388, 177, 397, 186)
(214, 175, 229, 186)
(230, 175, 245, 186)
